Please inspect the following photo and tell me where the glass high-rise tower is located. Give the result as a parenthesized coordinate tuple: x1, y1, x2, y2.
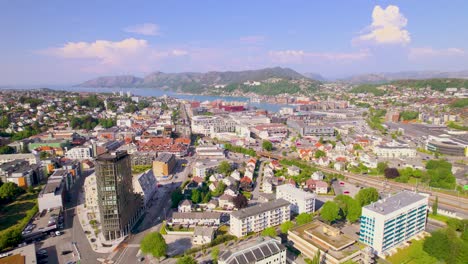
(95, 151, 142, 241)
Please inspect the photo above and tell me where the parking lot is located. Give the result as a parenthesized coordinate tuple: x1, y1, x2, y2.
(332, 180, 362, 197)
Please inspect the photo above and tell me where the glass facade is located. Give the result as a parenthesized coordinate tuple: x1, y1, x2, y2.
(96, 151, 142, 241)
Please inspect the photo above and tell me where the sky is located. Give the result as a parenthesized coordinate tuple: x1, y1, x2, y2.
(1, 0, 468, 85)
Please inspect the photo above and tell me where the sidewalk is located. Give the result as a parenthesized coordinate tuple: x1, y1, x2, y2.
(76, 189, 124, 253)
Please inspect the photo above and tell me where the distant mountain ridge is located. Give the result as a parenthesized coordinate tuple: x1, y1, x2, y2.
(77, 67, 310, 91)
(343, 70, 468, 84)
(302, 72, 326, 82)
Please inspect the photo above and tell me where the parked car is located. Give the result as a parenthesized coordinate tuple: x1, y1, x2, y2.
(61, 250, 73, 255)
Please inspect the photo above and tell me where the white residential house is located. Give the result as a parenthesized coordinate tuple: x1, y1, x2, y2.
(178, 200, 193, 213)
(311, 171, 325, 181)
(219, 194, 235, 210)
(276, 184, 316, 214)
(230, 170, 241, 181)
(287, 166, 300, 176)
(334, 162, 346, 171)
(193, 226, 216, 245)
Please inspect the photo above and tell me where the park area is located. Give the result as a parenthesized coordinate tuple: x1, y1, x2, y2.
(0, 192, 37, 230)
(386, 239, 437, 264)
(0, 189, 39, 251)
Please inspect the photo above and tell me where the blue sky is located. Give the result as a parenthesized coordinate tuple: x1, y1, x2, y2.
(1, 0, 468, 85)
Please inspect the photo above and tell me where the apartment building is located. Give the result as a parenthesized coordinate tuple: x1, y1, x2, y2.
(230, 199, 290, 237)
(191, 115, 236, 136)
(276, 184, 316, 214)
(359, 191, 428, 256)
(218, 237, 287, 264)
(84, 172, 100, 221)
(65, 146, 93, 160)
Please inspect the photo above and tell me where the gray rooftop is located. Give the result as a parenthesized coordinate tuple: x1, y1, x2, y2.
(231, 199, 290, 220)
(364, 191, 428, 215)
(154, 153, 174, 163)
(193, 226, 215, 237)
(219, 238, 285, 264)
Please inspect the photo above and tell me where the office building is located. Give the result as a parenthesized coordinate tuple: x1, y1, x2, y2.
(218, 237, 287, 264)
(230, 199, 290, 237)
(288, 221, 366, 264)
(152, 153, 176, 178)
(276, 184, 316, 214)
(38, 177, 65, 212)
(359, 191, 428, 256)
(95, 151, 143, 241)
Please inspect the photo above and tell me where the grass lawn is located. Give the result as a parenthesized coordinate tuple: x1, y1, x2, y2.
(217, 225, 229, 235)
(386, 239, 437, 264)
(428, 213, 454, 223)
(0, 192, 37, 231)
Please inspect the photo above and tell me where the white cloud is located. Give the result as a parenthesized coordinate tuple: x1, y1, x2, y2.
(269, 49, 371, 63)
(409, 47, 465, 59)
(124, 23, 160, 36)
(355, 5, 410, 45)
(42, 38, 188, 73)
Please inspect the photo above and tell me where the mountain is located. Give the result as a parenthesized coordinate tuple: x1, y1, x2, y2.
(343, 70, 468, 84)
(302, 72, 326, 82)
(78, 75, 143, 87)
(77, 67, 315, 94)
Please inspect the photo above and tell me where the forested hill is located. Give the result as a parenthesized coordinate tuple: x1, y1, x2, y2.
(76, 67, 321, 95)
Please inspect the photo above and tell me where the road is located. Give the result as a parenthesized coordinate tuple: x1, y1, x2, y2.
(37, 169, 107, 264)
(110, 158, 192, 264)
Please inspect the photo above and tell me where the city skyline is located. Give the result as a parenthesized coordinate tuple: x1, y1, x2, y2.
(1, 1, 468, 85)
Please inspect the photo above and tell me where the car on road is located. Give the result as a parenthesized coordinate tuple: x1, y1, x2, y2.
(138, 257, 145, 262)
(344, 191, 350, 195)
(339, 181, 345, 186)
(61, 250, 73, 255)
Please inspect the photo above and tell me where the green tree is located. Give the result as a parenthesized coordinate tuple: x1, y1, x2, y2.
(314, 150, 326, 159)
(140, 232, 167, 259)
(218, 161, 231, 175)
(191, 189, 202, 204)
(0, 146, 14, 154)
(320, 201, 341, 223)
(432, 196, 438, 216)
(423, 228, 468, 264)
(171, 188, 184, 208)
(0, 115, 9, 129)
(280, 221, 294, 234)
(376, 162, 388, 174)
(0, 182, 24, 202)
(176, 255, 197, 264)
(296, 213, 313, 225)
(262, 140, 273, 151)
(334, 195, 361, 223)
(261, 227, 277, 237)
(355, 187, 379, 207)
(211, 247, 220, 262)
(211, 181, 226, 197)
